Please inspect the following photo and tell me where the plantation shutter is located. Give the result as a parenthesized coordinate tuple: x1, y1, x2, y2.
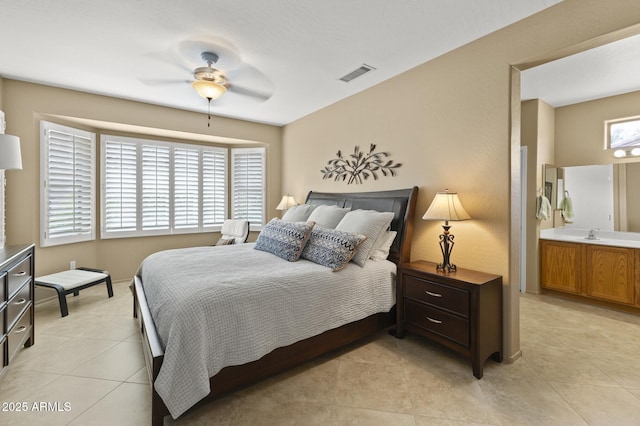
(202, 149, 227, 227)
(231, 147, 265, 228)
(41, 121, 96, 247)
(142, 143, 170, 231)
(174, 147, 200, 229)
(103, 139, 138, 233)
(101, 136, 227, 238)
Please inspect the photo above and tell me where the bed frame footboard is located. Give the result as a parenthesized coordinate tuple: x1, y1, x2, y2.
(133, 276, 169, 425)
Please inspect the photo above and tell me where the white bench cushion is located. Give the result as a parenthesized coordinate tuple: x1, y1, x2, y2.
(36, 269, 108, 291)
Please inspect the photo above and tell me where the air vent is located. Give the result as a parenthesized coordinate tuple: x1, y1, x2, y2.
(339, 64, 376, 82)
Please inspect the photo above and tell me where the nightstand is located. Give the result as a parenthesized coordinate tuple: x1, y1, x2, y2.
(394, 260, 502, 379)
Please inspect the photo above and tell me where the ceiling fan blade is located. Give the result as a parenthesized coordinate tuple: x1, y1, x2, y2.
(140, 78, 190, 86)
(228, 84, 272, 101)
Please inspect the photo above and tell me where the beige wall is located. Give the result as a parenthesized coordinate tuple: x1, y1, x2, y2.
(282, 0, 640, 360)
(1, 80, 282, 288)
(556, 90, 640, 166)
(521, 99, 556, 293)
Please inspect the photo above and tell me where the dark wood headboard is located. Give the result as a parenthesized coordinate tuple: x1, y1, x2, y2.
(305, 187, 418, 265)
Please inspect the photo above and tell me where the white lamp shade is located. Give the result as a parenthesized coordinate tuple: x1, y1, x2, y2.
(276, 194, 297, 210)
(191, 80, 227, 100)
(422, 190, 471, 221)
(0, 134, 22, 170)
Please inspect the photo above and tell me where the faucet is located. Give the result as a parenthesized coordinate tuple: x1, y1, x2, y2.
(586, 228, 599, 240)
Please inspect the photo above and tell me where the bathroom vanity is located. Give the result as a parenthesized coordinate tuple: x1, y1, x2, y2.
(540, 228, 640, 309)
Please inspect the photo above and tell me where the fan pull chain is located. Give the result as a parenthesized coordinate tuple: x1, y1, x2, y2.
(207, 97, 212, 127)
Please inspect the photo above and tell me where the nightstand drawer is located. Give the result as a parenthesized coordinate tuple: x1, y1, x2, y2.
(7, 255, 32, 299)
(7, 309, 32, 362)
(7, 282, 31, 330)
(405, 275, 469, 317)
(405, 299, 469, 347)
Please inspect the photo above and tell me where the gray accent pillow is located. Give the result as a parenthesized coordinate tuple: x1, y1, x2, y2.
(335, 210, 394, 266)
(301, 226, 367, 271)
(254, 218, 315, 261)
(306, 205, 351, 229)
(281, 204, 316, 222)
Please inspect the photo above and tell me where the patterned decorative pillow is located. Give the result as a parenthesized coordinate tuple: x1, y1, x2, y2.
(301, 226, 367, 271)
(254, 218, 315, 261)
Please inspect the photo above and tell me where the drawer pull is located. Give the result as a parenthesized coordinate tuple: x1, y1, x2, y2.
(426, 316, 443, 324)
(13, 271, 27, 277)
(14, 325, 27, 334)
(425, 290, 442, 298)
(14, 298, 27, 306)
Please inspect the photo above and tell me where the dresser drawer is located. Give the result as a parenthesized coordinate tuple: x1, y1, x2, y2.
(7, 282, 31, 330)
(0, 336, 6, 371)
(7, 255, 32, 299)
(405, 299, 469, 347)
(0, 304, 5, 334)
(0, 271, 6, 302)
(7, 309, 32, 362)
(404, 275, 469, 317)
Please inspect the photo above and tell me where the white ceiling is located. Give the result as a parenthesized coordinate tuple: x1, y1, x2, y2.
(521, 33, 640, 108)
(0, 1, 567, 126)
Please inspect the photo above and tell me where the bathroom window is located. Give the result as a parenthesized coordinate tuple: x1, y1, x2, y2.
(607, 116, 640, 149)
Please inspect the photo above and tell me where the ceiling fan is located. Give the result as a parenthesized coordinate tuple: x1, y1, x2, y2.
(141, 39, 273, 126)
(191, 51, 229, 102)
(190, 50, 271, 126)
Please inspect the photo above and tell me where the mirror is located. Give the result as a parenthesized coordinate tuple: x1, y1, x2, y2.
(542, 164, 564, 210)
(543, 162, 640, 232)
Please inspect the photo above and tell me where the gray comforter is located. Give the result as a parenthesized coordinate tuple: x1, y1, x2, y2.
(137, 243, 396, 418)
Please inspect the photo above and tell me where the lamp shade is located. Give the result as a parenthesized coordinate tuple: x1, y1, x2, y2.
(191, 80, 227, 100)
(276, 194, 297, 210)
(0, 134, 22, 170)
(422, 190, 470, 222)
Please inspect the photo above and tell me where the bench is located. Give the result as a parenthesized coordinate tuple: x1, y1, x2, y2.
(35, 267, 113, 317)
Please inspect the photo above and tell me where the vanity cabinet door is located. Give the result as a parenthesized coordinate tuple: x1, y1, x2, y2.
(585, 245, 634, 305)
(540, 240, 581, 294)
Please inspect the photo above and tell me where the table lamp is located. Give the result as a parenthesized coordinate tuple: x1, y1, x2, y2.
(276, 194, 296, 211)
(422, 189, 470, 272)
(0, 134, 23, 247)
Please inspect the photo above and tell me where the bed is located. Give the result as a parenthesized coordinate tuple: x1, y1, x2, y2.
(132, 187, 418, 425)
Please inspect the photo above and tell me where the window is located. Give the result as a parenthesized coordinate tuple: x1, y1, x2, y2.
(608, 116, 640, 149)
(40, 121, 96, 247)
(101, 135, 227, 238)
(231, 147, 266, 229)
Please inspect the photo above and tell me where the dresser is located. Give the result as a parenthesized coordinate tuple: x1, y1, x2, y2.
(1, 244, 35, 378)
(395, 260, 502, 379)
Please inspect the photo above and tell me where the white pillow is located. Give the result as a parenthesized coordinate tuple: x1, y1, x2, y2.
(336, 210, 394, 266)
(281, 204, 316, 222)
(307, 205, 351, 229)
(369, 231, 397, 260)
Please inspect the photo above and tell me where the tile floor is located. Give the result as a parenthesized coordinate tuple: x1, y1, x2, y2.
(1, 281, 640, 425)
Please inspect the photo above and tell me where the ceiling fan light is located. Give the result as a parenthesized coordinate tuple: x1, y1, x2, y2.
(192, 80, 227, 100)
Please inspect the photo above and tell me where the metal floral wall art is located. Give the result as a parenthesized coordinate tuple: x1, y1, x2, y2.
(321, 143, 402, 184)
